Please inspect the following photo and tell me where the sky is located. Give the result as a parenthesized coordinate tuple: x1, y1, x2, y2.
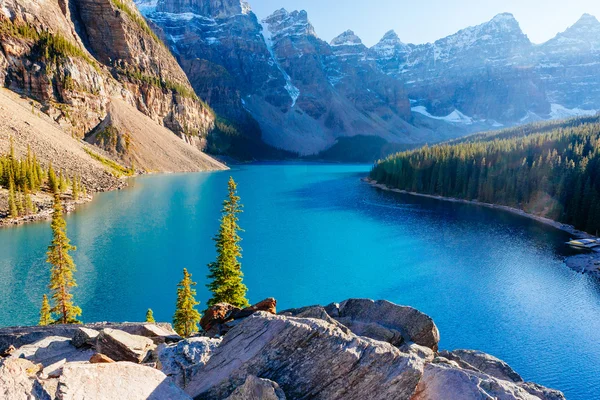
(251, 0, 600, 47)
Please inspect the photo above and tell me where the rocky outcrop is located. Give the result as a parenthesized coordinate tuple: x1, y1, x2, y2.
(186, 312, 427, 400)
(0, 299, 564, 400)
(0, 0, 221, 179)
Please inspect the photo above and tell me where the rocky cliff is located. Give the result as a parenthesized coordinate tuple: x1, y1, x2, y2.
(136, 1, 437, 157)
(0, 0, 220, 171)
(135, 1, 600, 160)
(0, 298, 564, 400)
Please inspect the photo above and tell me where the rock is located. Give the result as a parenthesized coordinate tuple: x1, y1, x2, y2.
(0, 357, 53, 400)
(519, 382, 566, 400)
(56, 362, 191, 400)
(95, 329, 156, 363)
(89, 353, 115, 364)
(413, 359, 545, 400)
(327, 299, 440, 351)
(440, 349, 523, 383)
(157, 337, 221, 388)
(225, 375, 286, 400)
(10, 336, 94, 367)
(186, 312, 425, 400)
(138, 324, 182, 344)
(279, 305, 351, 334)
(200, 299, 277, 337)
(235, 298, 277, 318)
(199, 303, 241, 333)
(71, 327, 99, 348)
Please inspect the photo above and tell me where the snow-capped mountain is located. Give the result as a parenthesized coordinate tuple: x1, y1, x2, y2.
(134, 0, 600, 159)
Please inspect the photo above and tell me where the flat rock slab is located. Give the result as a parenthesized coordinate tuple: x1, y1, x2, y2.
(10, 336, 94, 367)
(0, 357, 53, 400)
(95, 329, 156, 363)
(441, 349, 523, 383)
(56, 362, 191, 400)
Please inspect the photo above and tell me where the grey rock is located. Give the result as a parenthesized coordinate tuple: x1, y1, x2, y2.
(56, 362, 191, 400)
(71, 327, 99, 348)
(278, 305, 351, 333)
(327, 299, 440, 350)
(519, 382, 566, 400)
(9, 336, 94, 367)
(95, 329, 156, 363)
(138, 324, 182, 344)
(225, 375, 286, 400)
(441, 349, 523, 383)
(186, 312, 426, 400)
(413, 359, 545, 400)
(0, 357, 53, 400)
(158, 337, 221, 388)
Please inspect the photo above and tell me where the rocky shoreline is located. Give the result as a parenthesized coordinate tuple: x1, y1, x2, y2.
(0, 298, 564, 399)
(364, 178, 600, 279)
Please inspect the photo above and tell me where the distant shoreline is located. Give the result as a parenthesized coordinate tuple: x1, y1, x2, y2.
(363, 177, 600, 278)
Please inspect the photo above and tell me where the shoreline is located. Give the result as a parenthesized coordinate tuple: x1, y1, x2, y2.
(363, 177, 600, 279)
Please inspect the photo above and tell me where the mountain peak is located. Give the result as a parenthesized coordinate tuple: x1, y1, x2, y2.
(573, 13, 600, 27)
(155, 0, 251, 18)
(331, 30, 363, 47)
(381, 30, 400, 42)
(263, 8, 316, 39)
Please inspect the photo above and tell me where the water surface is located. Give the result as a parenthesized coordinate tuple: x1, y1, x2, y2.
(2, 163, 599, 399)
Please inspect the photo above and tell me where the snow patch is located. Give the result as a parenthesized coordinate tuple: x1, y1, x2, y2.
(550, 104, 598, 119)
(412, 106, 474, 124)
(259, 19, 300, 107)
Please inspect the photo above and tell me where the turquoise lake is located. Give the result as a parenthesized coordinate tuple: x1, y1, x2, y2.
(2, 163, 600, 398)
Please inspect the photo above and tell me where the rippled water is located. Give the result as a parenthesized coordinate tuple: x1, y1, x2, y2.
(1, 163, 599, 398)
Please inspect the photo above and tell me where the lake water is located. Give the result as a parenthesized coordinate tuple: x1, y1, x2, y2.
(2, 163, 599, 398)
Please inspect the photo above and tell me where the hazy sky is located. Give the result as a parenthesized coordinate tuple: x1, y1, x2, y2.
(251, 0, 600, 47)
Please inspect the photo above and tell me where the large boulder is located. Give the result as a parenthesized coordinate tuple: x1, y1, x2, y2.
(95, 329, 156, 363)
(440, 349, 523, 383)
(326, 299, 440, 351)
(185, 312, 426, 400)
(71, 327, 99, 348)
(138, 324, 182, 344)
(412, 359, 563, 400)
(158, 337, 222, 388)
(0, 357, 53, 400)
(225, 375, 286, 400)
(56, 362, 191, 400)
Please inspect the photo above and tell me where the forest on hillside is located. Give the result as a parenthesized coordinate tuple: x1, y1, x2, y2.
(370, 116, 600, 234)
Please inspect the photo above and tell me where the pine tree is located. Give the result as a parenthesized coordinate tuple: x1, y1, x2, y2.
(39, 294, 54, 326)
(72, 175, 79, 200)
(173, 268, 201, 337)
(47, 194, 81, 324)
(48, 162, 58, 194)
(145, 308, 155, 323)
(8, 175, 18, 218)
(206, 177, 249, 308)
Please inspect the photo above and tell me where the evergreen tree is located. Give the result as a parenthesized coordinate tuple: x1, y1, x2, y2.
(39, 294, 54, 326)
(8, 175, 18, 218)
(47, 162, 58, 194)
(206, 177, 249, 308)
(173, 268, 201, 337)
(145, 308, 155, 323)
(47, 194, 81, 324)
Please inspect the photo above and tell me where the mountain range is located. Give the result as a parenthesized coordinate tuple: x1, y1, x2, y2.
(134, 0, 600, 159)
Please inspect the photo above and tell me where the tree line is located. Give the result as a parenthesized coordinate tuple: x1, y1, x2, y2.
(370, 116, 600, 234)
(2, 138, 86, 219)
(39, 176, 248, 338)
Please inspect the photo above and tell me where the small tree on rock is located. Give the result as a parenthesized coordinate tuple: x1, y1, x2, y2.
(173, 268, 201, 337)
(145, 308, 155, 323)
(39, 294, 54, 326)
(47, 194, 81, 324)
(206, 177, 249, 308)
